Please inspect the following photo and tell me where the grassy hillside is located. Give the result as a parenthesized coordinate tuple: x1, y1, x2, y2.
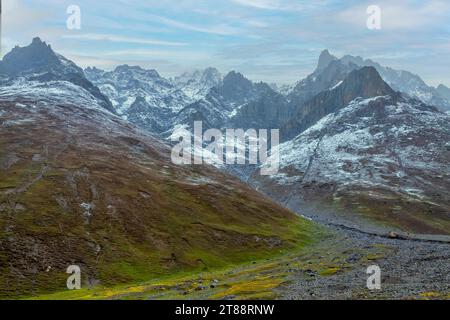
(0, 99, 318, 298)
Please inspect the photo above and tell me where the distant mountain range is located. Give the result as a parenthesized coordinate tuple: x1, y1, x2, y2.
(84, 49, 450, 144)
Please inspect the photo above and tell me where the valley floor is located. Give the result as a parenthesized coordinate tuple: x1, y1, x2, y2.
(32, 218, 450, 300)
(279, 223, 450, 300)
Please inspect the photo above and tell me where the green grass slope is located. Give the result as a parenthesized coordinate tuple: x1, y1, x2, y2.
(0, 99, 318, 299)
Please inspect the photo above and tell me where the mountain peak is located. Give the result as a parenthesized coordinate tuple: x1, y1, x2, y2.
(221, 71, 253, 91)
(31, 37, 46, 46)
(0, 37, 115, 113)
(342, 66, 395, 98)
(0, 37, 59, 75)
(114, 64, 142, 72)
(114, 64, 160, 78)
(223, 71, 248, 84)
(317, 49, 338, 72)
(202, 67, 221, 79)
(204, 66, 219, 73)
(85, 66, 104, 73)
(200, 67, 222, 88)
(282, 66, 396, 141)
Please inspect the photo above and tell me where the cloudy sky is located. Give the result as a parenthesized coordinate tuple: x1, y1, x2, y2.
(2, 0, 450, 86)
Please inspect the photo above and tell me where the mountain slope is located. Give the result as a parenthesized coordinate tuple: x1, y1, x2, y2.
(0, 90, 316, 298)
(253, 94, 450, 235)
(0, 41, 317, 298)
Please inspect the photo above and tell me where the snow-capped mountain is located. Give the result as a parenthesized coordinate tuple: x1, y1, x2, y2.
(244, 59, 450, 234)
(253, 90, 450, 235)
(286, 49, 450, 113)
(282, 66, 395, 141)
(0, 80, 113, 114)
(228, 65, 395, 144)
(0, 38, 114, 113)
(229, 54, 390, 140)
(84, 66, 222, 133)
(333, 51, 450, 112)
(0, 86, 302, 300)
(85, 65, 194, 133)
(287, 51, 357, 106)
(172, 71, 278, 132)
(284, 50, 450, 113)
(172, 67, 222, 101)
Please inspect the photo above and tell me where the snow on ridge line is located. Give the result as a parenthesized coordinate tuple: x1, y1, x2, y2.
(0, 80, 116, 115)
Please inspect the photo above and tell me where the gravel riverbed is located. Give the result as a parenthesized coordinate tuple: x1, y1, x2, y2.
(280, 222, 450, 300)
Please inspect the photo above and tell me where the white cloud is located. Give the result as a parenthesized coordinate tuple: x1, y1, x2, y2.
(230, 0, 325, 11)
(231, 0, 284, 10)
(101, 49, 210, 60)
(149, 15, 241, 36)
(62, 34, 187, 46)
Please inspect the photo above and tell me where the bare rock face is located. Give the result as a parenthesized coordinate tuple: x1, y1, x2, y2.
(281, 66, 395, 141)
(0, 37, 60, 75)
(316, 49, 338, 73)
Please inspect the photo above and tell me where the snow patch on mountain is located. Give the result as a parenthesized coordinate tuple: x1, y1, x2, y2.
(0, 79, 109, 113)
